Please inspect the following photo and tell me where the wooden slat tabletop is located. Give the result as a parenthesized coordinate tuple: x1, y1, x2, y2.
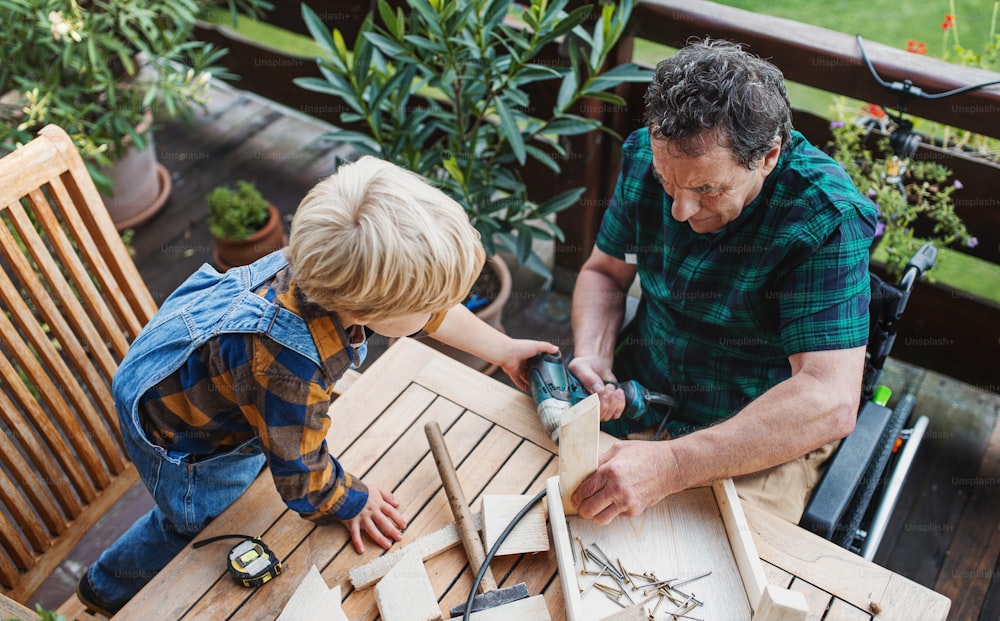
(114, 337, 950, 620)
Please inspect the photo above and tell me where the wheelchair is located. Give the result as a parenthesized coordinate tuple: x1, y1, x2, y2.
(799, 242, 937, 559)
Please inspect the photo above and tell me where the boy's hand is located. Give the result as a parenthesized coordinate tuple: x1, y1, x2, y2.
(344, 484, 406, 554)
(500, 340, 559, 391)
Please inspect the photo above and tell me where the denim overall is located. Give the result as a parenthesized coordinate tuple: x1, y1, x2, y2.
(87, 250, 365, 607)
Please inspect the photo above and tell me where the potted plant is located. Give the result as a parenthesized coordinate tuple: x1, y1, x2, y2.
(295, 0, 649, 368)
(0, 0, 269, 230)
(207, 180, 286, 271)
(827, 107, 975, 277)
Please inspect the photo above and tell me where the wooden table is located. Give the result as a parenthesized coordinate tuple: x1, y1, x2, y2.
(116, 338, 950, 620)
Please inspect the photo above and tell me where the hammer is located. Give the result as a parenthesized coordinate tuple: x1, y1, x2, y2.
(424, 422, 529, 616)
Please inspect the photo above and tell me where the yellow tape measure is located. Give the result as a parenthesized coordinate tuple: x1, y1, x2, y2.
(193, 534, 283, 588)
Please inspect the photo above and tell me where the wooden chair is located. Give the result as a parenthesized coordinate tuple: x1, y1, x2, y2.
(0, 125, 159, 618)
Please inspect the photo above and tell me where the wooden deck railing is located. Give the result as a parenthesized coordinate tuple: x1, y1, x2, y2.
(193, 0, 1000, 391)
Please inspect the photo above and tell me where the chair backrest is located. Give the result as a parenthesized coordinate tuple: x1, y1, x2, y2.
(0, 125, 158, 602)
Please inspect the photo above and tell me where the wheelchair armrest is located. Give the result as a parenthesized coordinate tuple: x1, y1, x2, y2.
(798, 400, 893, 540)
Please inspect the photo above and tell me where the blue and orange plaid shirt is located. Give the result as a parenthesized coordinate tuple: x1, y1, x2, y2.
(597, 128, 878, 437)
(137, 265, 444, 522)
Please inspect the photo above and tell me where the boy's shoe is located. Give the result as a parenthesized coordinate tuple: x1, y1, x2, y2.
(76, 571, 121, 618)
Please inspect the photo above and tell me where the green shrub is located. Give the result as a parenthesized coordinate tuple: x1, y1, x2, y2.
(206, 180, 271, 241)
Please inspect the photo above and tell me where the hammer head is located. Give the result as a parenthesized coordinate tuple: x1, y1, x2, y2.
(448, 582, 529, 616)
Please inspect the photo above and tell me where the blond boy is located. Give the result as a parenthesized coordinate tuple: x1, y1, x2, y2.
(77, 157, 557, 616)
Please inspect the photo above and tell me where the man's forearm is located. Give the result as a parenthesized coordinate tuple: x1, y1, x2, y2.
(571, 267, 629, 361)
(667, 359, 860, 490)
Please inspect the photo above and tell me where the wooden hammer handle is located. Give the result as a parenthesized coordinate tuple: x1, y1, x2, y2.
(425, 422, 498, 593)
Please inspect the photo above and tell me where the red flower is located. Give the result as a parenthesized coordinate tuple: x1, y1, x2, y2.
(864, 103, 887, 119)
(906, 39, 927, 54)
(941, 13, 955, 30)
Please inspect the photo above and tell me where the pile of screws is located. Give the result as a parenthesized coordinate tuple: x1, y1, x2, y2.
(575, 536, 709, 621)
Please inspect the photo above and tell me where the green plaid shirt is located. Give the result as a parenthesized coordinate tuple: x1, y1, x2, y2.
(597, 128, 877, 437)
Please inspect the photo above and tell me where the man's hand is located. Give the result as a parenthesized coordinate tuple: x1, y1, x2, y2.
(344, 484, 407, 554)
(499, 339, 559, 392)
(567, 355, 627, 421)
(570, 440, 682, 525)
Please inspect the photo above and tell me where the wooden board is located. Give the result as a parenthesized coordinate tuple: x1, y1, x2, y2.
(374, 549, 442, 621)
(558, 394, 600, 516)
(275, 565, 347, 621)
(547, 476, 809, 621)
(481, 494, 549, 555)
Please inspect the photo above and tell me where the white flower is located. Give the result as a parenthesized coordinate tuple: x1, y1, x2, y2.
(48, 10, 82, 42)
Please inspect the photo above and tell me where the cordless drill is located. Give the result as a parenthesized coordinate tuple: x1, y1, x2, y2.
(527, 352, 674, 441)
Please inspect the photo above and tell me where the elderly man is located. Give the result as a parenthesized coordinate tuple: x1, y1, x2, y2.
(568, 38, 877, 524)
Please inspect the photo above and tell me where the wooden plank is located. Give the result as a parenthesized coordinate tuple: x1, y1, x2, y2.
(276, 565, 347, 621)
(482, 494, 549, 556)
(546, 476, 584, 621)
(714, 478, 768, 614)
(745, 502, 950, 620)
(350, 513, 484, 590)
(558, 394, 600, 516)
(375, 549, 443, 621)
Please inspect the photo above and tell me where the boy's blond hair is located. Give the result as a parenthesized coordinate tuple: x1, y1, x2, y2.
(287, 156, 486, 321)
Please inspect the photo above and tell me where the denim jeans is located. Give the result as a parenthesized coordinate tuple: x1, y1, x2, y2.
(86, 408, 266, 608)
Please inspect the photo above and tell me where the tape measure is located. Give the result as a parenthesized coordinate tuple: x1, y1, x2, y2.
(193, 534, 283, 588)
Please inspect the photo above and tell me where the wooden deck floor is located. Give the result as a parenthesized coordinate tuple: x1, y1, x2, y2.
(31, 81, 1000, 620)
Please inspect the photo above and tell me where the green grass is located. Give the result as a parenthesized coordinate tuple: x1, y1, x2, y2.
(634, 1, 1000, 117)
(873, 244, 1000, 304)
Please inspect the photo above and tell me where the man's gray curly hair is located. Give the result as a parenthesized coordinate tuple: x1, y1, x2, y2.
(643, 38, 792, 170)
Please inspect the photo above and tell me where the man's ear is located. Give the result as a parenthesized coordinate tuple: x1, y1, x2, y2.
(760, 137, 782, 175)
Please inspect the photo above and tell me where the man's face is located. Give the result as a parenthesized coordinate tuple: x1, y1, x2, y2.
(649, 134, 781, 234)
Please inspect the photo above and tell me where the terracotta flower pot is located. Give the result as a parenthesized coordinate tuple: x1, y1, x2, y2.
(98, 111, 171, 231)
(212, 205, 287, 271)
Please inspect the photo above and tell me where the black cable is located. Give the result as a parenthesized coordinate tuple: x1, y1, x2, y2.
(192, 533, 257, 548)
(856, 34, 1000, 100)
(462, 488, 548, 621)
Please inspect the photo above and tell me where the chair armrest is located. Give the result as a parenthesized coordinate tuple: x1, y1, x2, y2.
(799, 400, 893, 540)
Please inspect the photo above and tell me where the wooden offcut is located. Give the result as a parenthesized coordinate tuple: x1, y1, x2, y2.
(481, 494, 549, 556)
(374, 549, 442, 621)
(276, 565, 347, 621)
(557, 393, 600, 516)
